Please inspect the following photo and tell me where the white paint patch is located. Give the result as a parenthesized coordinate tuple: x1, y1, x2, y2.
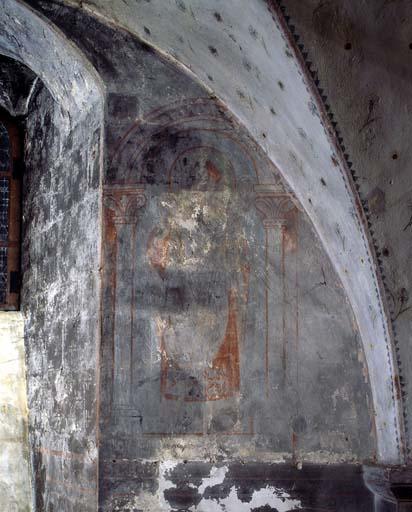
(159, 460, 180, 509)
(159, 462, 301, 511)
(198, 465, 228, 494)
(194, 485, 301, 512)
(54, 368, 69, 403)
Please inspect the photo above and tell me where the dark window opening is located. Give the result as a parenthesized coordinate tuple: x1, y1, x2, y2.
(0, 111, 22, 310)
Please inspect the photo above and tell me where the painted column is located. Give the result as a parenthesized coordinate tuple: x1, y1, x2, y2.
(255, 184, 297, 397)
(104, 186, 146, 412)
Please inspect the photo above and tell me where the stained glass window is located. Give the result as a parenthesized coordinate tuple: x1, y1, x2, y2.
(0, 247, 7, 304)
(0, 123, 9, 173)
(0, 117, 21, 310)
(0, 177, 10, 242)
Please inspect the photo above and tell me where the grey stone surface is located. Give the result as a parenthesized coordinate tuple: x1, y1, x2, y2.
(0, 1, 104, 509)
(0, 0, 103, 120)
(23, 82, 101, 511)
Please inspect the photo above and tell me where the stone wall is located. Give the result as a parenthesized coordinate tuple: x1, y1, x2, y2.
(3, 0, 410, 510)
(20, 5, 379, 510)
(22, 81, 101, 511)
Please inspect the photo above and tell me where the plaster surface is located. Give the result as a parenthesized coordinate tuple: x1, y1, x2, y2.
(0, 312, 32, 512)
(2, 0, 412, 510)
(22, 81, 102, 511)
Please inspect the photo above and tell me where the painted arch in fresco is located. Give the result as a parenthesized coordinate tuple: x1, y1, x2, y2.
(101, 98, 373, 461)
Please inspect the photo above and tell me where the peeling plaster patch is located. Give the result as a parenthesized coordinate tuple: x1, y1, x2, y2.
(159, 462, 301, 511)
(194, 485, 301, 512)
(198, 465, 228, 494)
(159, 460, 180, 509)
(332, 385, 350, 409)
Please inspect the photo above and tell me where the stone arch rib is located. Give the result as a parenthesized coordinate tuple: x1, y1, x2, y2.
(0, 0, 104, 118)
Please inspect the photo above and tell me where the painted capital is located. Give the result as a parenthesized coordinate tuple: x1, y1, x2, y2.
(255, 185, 296, 228)
(104, 186, 146, 225)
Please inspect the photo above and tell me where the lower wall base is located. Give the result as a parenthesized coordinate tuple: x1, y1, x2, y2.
(0, 310, 405, 512)
(99, 461, 385, 512)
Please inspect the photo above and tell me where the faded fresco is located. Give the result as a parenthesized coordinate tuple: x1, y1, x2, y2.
(104, 100, 294, 447)
(101, 98, 373, 464)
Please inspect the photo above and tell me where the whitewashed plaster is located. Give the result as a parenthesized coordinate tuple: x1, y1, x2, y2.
(0, 312, 32, 512)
